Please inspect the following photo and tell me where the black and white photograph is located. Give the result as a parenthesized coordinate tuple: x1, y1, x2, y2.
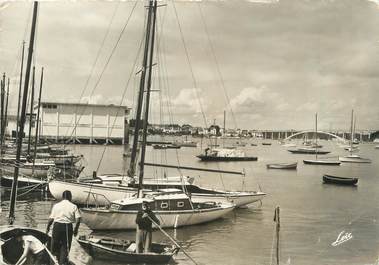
(1, 0, 379, 264)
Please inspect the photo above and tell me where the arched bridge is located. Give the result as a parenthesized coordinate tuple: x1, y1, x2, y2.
(283, 130, 347, 142)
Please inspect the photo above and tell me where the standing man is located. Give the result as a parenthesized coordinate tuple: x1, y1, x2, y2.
(135, 201, 160, 253)
(46, 190, 81, 265)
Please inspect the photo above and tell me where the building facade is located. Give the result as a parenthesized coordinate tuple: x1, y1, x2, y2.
(38, 102, 129, 144)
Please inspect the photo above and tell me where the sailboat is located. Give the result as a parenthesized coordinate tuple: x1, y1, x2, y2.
(79, 0, 235, 231)
(303, 113, 341, 165)
(1, 4, 57, 265)
(339, 110, 371, 163)
(288, 116, 330, 155)
(50, 173, 265, 207)
(197, 111, 257, 161)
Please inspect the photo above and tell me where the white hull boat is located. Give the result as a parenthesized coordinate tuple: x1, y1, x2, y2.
(266, 162, 297, 169)
(48, 180, 137, 205)
(81, 205, 234, 230)
(1, 162, 58, 178)
(48, 179, 265, 207)
(339, 155, 371, 163)
(80, 193, 235, 230)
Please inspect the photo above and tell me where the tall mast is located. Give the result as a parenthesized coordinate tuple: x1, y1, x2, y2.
(27, 66, 36, 156)
(33, 67, 44, 172)
(349, 109, 353, 155)
(0, 73, 5, 149)
(274, 206, 281, 265)
(4, 79, 10, 141)
(138, 0, 157, 195)
(16, 42, 26, 140)
(128, 0, 154, 179)
(315, 113, 318, 159)
(9, 1, 38, 224)
(223, 110, 226, 147)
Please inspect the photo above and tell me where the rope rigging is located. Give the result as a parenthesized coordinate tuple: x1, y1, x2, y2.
(197, 3, 238, 130)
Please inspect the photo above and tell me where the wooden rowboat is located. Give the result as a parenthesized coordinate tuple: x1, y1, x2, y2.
(322, 175, 358, 186)
(77, 235, 179, 264)
(1, 226, 55, 265)
(266, 162, 297, 169)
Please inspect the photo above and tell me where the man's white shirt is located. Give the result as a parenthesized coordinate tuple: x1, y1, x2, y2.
(49, 199, 81, 223)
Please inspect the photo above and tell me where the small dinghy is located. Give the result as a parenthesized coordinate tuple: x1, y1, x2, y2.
(303, 159, 341, 165)
(77, 235, 179, 264)
(339, 155, 371, 163)
(322, 175, 358, 186)
(266, 162, 297, 169)
(1, 226, 55, 265)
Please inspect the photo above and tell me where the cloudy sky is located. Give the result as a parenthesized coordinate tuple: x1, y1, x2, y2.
(1, 0, 379, 130)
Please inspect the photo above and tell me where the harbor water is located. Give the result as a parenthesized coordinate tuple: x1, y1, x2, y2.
(1, 138, 379, 265)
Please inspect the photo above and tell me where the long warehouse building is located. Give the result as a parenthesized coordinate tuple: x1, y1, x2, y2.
(37, 102, 130, 144)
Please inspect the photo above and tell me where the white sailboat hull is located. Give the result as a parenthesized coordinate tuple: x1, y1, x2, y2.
(49, 180, 265, 207)
(80, 204, 234, 230)
(48, 180, 137, 205)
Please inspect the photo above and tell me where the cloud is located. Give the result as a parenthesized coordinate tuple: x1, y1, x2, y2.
(168, 88, 208, 114)
(367, 0, 379, 6)
(230, 86, 288, 115)
(0, 2, 9, 11)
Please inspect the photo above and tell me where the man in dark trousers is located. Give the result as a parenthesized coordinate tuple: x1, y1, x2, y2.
(46, 190, 81, 265)
(135, 201, 160, 253)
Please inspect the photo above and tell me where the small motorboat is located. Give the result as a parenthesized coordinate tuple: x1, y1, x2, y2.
(322, 175, 358, 186)
(375, 145, 379, 149)
(152, 144, 181, 150)
(339, 155, 371, 163)
(77, 235, 179, 264)
(303, 159, 341, 165)
(266, 162, 297, 170)
(262, 142, 272, 146)
(250, 143, 257, 146)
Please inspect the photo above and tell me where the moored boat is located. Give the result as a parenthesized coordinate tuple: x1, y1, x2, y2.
(152, 144, 181, 149)
(80, 192, 235, 230)
(1, 175, 47, 188)
(266, 162, 297, 169)
(77, 235, 178, 264)
(338, 155, 371, 163)
(288, 148, 330, 155)
(1, 226, 54, 265)
(322, 175, 358, 186)
(197, 148, 257, 161)
(303, 159, 341, 165)
(49, 176, 265, 207)
(0, 161, 59, 178)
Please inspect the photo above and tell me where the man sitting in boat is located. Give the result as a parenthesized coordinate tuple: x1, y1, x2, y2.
(135, 201, 160, 253)
(14, 230, 51, 265)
